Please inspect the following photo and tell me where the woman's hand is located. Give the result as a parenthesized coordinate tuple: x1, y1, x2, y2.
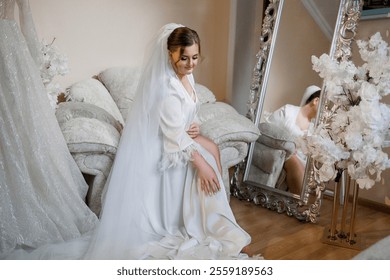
(187, 123, 200, 139)
(192, 151, 220, 195)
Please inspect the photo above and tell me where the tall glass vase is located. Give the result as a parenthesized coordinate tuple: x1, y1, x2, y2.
(322, 169, 363, 249)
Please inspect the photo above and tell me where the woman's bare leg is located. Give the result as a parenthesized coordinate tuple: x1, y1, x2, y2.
(193, 135, 222, 175)
(241, 245, 254, 257)
(284, 154, 305, 195)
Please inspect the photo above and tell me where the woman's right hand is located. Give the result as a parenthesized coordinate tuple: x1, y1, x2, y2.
(192, 151, 220, 195)
(187, 123, 200, 139)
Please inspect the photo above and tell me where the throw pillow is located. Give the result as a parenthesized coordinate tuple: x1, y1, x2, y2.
(66, 78, 124, 126)
(98, 67, 141, 122)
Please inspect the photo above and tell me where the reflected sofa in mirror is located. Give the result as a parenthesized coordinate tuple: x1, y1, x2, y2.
(231, 0, 363, 222)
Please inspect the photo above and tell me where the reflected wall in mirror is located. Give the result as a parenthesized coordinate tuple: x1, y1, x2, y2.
(232, 0, 363, 222)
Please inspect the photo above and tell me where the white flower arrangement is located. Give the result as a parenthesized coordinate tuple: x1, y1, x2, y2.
(40, 38, 69, 109)
(299, 32, 390, 190)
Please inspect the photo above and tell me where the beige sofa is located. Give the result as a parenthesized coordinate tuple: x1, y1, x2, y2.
(55, 67, 260, 215)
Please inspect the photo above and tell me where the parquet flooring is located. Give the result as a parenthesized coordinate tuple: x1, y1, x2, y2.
(230, 195, 390, 260)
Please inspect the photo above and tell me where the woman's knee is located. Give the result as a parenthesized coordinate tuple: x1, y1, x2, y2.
(285, 155, 303, 169)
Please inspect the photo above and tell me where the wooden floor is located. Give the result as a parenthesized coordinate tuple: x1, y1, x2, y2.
(230, 195, 390, 260)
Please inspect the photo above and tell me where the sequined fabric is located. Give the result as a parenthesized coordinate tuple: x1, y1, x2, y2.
(0, 16, 98, 256)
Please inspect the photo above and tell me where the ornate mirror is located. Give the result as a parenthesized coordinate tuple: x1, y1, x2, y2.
(232, 0, 363, 222)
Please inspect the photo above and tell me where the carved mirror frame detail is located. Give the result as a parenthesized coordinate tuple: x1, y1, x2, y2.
(247, 0, 282, 122)
(231, 0, 363, 223)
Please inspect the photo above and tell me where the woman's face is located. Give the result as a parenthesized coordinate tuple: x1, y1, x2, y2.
(170, 44, 199, 77)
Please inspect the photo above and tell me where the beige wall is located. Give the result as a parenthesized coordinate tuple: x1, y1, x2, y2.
(29, 0, 230, 101)
(263, 0, 329, 117)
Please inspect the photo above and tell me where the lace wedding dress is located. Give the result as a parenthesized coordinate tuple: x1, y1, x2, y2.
(0, 0, 97, 257)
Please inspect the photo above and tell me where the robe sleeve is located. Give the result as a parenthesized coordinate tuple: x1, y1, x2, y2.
(266, 104, 304, 141)
(266, 105, 287, 125)
(159, 93, 198, 170)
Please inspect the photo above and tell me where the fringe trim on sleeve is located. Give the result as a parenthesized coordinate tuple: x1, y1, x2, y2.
(159, 144, 198, 171)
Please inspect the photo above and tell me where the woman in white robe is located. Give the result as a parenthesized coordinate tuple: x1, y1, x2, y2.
(83, 23, 252, 260)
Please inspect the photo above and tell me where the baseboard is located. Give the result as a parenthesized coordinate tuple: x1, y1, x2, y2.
(323, 193, 390, 214)
(357, 197, 390, 214)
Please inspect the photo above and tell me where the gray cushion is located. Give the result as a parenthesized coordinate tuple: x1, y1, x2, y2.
(66, 78, 125, 126)
(197, 102, 238, 124)
(59, 117, 119, 154)
(194, 83, 216, 104)
(97, 67, 140, 122)
(257, 122, 296, 157)
(200, 112, 260, 145)
(252, 141, 286, 174)
(56, 102, 123, 133)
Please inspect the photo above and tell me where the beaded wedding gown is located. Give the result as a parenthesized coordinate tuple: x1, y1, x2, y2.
(0, 0, 98, 257)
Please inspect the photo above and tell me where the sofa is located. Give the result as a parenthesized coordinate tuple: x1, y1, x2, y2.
(55, 67, 260, 215)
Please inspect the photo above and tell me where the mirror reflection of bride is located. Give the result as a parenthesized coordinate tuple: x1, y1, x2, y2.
(0, 0, 98, 256)
(264, 85, 321, 194)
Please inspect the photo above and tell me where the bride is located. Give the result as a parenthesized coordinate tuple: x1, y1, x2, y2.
(4, 22, 254, 260)
(0, 0, 98, 257)
(84, 23, 252, 259)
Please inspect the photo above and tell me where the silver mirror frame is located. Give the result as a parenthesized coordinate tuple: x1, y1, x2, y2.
(231, 0, 363, 222)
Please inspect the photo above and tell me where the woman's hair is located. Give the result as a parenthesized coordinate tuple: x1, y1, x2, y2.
(305, 90, 321, 105)
(167, 27, 200, 59)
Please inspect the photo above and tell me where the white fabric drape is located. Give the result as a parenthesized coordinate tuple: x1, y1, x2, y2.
(0, 0, 98, 257)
